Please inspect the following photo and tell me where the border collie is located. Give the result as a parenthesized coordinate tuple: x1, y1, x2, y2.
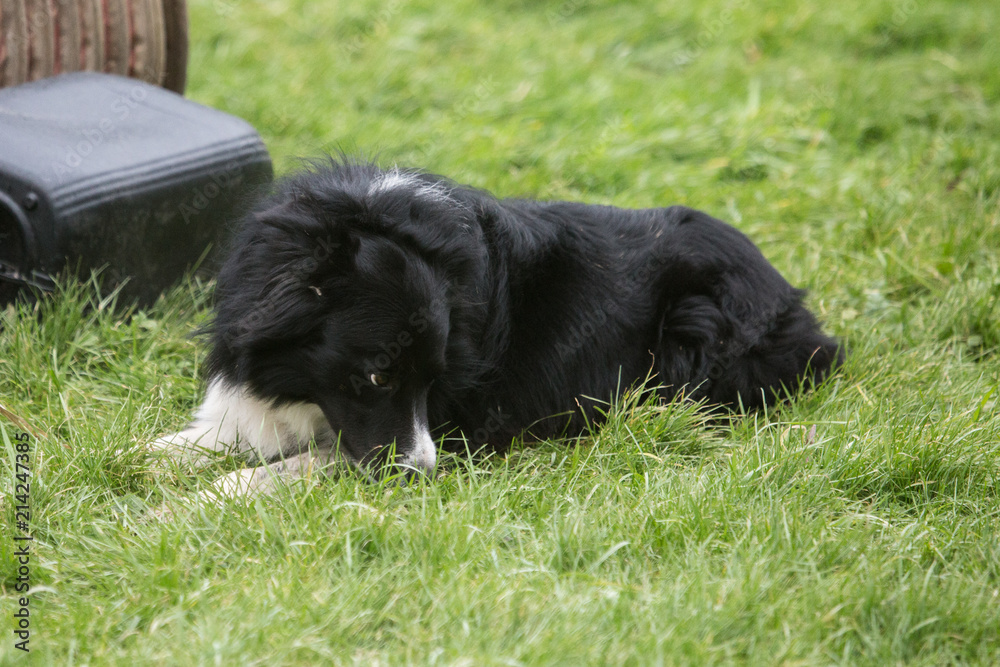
(151, 158, 842, 496)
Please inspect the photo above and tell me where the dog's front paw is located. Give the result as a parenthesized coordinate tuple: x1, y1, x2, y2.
(147, 449, 343, 520)
(145, 426, 233, 467)
(207, 467, 274, 499)
(145, 468, 262, 522)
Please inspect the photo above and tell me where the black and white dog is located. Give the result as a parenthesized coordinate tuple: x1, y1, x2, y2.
(152, 158, 842, 495)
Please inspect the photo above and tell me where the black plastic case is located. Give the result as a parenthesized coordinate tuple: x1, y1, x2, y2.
(0, 72, 272, 307)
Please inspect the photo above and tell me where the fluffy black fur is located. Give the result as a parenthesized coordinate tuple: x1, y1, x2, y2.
(207, 158, 842, 467)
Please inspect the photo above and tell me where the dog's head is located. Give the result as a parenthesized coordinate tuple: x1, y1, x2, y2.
(207, 160, 490, 478)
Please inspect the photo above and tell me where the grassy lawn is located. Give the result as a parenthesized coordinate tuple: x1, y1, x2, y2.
(3, 0, 1000, 663)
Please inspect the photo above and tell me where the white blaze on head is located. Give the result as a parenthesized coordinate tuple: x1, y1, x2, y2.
(369, 168, 419, 195)
(367, 167, 467, 213)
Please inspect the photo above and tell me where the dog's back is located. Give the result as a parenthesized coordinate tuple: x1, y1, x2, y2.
(431, 197, 843, 445)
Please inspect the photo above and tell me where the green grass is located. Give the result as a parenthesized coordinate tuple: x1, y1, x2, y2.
(3, 0, 1000, 663)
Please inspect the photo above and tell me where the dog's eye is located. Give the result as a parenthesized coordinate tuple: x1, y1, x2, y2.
(369, 372, 392, 388)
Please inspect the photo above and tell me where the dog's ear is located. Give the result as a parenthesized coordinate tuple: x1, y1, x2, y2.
(243, 198, 363, 289)
(250, 199, 359, 258)
(210, 198, 362, 351)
